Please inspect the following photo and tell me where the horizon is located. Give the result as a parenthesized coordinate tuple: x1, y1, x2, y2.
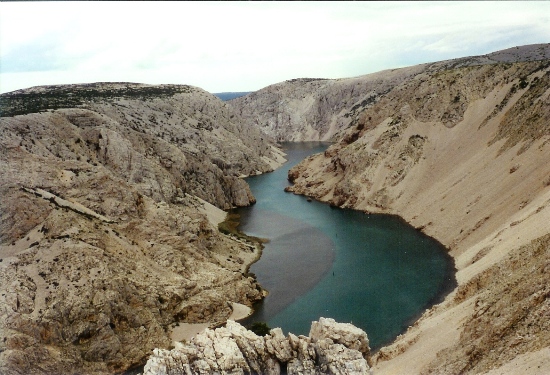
(1, 40, 546, 97)
(1, 2, 549, 94)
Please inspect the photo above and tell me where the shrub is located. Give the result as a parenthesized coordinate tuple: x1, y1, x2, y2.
(247, 321, 271, 336)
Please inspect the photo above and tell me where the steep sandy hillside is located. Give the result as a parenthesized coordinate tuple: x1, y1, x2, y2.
(286, 48, 550, 374)
(230, 43, 550, 143)
(0, 84, 284, 374)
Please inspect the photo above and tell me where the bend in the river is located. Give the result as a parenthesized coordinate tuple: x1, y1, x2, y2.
(237, 142, 456, 350)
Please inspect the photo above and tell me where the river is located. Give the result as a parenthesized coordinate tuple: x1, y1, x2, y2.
(236, 142, 456, 349)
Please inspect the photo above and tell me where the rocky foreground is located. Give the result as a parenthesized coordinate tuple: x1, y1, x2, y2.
(143, 318, 372, 375)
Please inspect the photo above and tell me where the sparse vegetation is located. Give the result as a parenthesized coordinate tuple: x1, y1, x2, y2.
(218, 213, 267, 244)
(489, 70, 550, 154)
(518, 77, 529, 89)
(247, 321, 271, 336)
(0, 83, 194, 117)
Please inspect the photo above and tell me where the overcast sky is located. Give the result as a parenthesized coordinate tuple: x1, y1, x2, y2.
(1, 1, 549, 94)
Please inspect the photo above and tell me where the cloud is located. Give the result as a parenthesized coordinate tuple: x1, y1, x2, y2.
(1, 37, 64, 73)
(1, 1, 549, 93)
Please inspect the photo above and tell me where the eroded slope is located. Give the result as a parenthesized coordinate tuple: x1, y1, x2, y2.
(285, 54, 550, 374)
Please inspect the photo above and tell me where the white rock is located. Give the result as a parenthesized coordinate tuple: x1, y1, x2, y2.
(143, 320, 370, 375)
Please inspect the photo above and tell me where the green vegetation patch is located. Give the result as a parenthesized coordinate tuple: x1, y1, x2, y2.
(246, 321, 271, 336)
(218, 212, 268, 244)
(0, 83, 194, 117)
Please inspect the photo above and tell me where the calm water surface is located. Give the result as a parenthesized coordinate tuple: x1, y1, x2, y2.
(237, 142, 455, 349)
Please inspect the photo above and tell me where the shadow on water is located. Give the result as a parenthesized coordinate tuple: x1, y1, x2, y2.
(238, 142, 457, 350)
(239, 210, 335, 323)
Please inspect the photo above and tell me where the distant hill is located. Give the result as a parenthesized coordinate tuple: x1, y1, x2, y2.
(214, 92, 251, 101)
(229, 43, 550, 142)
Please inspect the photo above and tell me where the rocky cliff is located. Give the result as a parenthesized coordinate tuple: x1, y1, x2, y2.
(144, 318, 371, 375)
(0, 83, 285, 374)
(230, 44, 550, 143)
(282, 45, 550, 374)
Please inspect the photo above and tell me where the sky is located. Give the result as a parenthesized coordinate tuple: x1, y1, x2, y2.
(1, 1, 549, 94)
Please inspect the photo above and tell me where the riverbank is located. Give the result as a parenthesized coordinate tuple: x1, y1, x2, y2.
(169, 302, 253, 343)
(281, 70, 550, 372)
(164, 201, 270, 346)
(218, 211, 268, 275)
(173, 141, 457, 356)
(229, 143, 454, 350)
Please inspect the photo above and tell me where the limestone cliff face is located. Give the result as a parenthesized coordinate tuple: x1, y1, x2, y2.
(284, 45, 550, 374)
(144, 318, 371, 375)
(0, 83, 284, 209)
(0, 84, 283, 374)
(230, 43, 550, 143)
(230, 74, 415, 142)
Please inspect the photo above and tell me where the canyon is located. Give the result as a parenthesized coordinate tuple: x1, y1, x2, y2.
(243, 44, 550, 374)
(1, 43, 549, 374)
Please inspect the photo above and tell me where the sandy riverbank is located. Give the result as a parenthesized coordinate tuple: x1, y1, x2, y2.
(170, 199, 261, 343)
(170, 302, 253, 343)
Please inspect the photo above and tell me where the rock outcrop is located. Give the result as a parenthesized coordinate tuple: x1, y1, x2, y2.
(143, 318, 371, 375)
(281, 44, 550, 374)
(0, 84, 284, 374)
(0, 83, 285, 209)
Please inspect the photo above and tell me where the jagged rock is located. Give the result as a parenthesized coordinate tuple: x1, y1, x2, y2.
(143, 319, 370, 375)
(287, 333, 317, 374)
(265, 327, 295, 363)
(310, 318, 371, 365)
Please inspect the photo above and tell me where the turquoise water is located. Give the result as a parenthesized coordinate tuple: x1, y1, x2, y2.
(237, 142, 456, 349)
